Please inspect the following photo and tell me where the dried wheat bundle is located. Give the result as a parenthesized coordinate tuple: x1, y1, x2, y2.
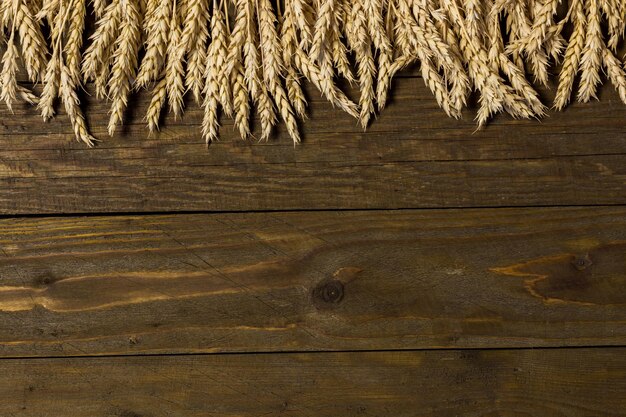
(0, 0, 625, 146)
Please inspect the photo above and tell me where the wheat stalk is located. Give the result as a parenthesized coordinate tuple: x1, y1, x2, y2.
(415, 0, 470, 116)
(0, 35, 19, 112)
(280, 0, 308, 118)
(146, 75, 167, 132)
(107, 0, 141, 136)
(0, 0, 14, 25)
(182, 0, 209, 103)
(313, 3, 348, 119)
(215, 0, 233, 116)
(346, 0, 375, 129)
(395, 0, 455, 117)
(258, 0, 299, 142)
(508, 0, 550, 84)
(293, 47, 358, 118)
(146, 75, 167, 133)
(43, 0, 93, 146)
(487, 1, 505, 71)
(365, 0, 393, 110)
(444, 0, 533, 125)
(311, 0, 334, 61)
(554, 0, 585, 110)
(83, 0, 122, 83)
(544, 22, 567, 61)
(202, 0, 230, 144)
(489, 1, 545, 116)
(39, 51, 60, 120)
(329, 6, 354, 83)
(135, 0, 170, 87)
(603, 47, 626, 104)
(165, 2, 185, 118)
(17, 85, 39, 104)
(35, 0, 59, 21)
(522, 0, 559, 54)
(285, 68, 307, 119)
(15, 0, 47, 81)
(601, 0, 624, 50)
(241, 0, 259, 97)
(226, 0, 255, 137)
(231, 60, 250, 139)
(63, 0, 85, 83)
(577, 0, 602, 102)
(61, 61, 96, 146)
(92, 0, 106, 18)
(290, 0, 314, 48)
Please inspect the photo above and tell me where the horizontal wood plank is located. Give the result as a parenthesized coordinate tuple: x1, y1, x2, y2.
(1, 207, 625, 357)
(3, 348, 626, 416)
(0, 77, 625, 214)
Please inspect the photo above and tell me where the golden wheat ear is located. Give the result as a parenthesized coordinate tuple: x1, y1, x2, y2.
(3, 0, 626, 145)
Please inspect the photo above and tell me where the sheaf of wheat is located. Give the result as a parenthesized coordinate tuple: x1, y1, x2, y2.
(0, 0, 625, 146)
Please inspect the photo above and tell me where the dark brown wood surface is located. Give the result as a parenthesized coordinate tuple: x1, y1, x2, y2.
(0, 77, 624, 214)
(0, 207, 625, 357)
(3, 348, 626, 417)
(1, 73, 625, 415)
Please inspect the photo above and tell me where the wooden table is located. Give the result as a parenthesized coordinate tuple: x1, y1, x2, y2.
(1, 74, 625, 415)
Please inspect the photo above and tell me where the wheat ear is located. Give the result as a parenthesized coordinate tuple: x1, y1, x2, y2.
(135, 0, 170, 88)
(146, 75, 167, 132)
(82, 0, 122, 84)
(554, 0, 586, 110)
(15, 0, 47, 81)
(182, 0, 209, 104)
(259, 0, 299, 142)
(603, 47, 626, 104)
(165, 2, 186, 118)
(577, 0, 603, 103)
(280, 0, 307, 118)
(107, 0, 141, 136)
(61, 62, 96, 146)
(0, 35, 19, 112)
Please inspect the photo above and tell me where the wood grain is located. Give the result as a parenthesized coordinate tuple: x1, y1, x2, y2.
(0, 77, 624, 214)
(1, 206, 625, 357)
(3, 348, 626, 416)
(0, 44, 625, 416)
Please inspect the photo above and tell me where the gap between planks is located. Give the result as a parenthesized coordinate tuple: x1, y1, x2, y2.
(0, 344, 625, 362)
(0, 202, 622, 220)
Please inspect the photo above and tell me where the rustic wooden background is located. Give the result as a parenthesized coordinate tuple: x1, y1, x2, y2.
(1, 70, 626, 416)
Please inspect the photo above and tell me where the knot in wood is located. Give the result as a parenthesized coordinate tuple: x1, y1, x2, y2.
(35, 273, 55, 287)
(572, 254, 592, 271)
(314, 280, 344, 304)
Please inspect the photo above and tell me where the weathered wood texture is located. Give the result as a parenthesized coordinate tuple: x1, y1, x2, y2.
(2, 66, 626, 415)
(1, 206, 625, 357)
(0, 77, 624, 214)
(4, 348, 626, 416)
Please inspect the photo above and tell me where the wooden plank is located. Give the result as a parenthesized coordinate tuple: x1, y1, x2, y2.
(1, 206, 625, 357)
(0, 77, 624, 214)
(2, 348, 625, 416)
